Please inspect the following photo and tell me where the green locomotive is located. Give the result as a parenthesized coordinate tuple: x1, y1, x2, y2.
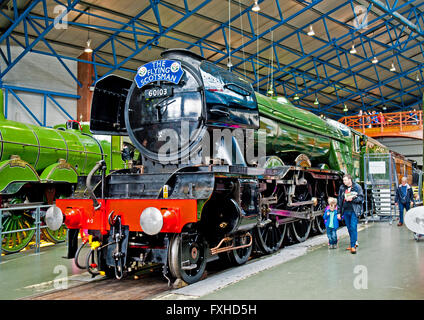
(0, 89, 127, 253)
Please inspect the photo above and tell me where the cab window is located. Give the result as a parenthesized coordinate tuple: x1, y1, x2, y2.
(353, 135, 361, 153)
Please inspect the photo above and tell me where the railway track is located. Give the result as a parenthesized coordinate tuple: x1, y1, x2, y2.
(28, 269, 169, 300)
(25, 241, 285, 300)
(25, 226, 339, 300)
(25, 257, 227, 300)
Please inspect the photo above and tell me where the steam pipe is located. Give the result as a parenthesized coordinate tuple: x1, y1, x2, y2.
(86, 160, 105, 210)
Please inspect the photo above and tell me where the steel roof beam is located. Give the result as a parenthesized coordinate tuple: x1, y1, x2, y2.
(254, 4, 423, 93)
(94, 0, 213, 82)
(366, 0, 424, 36)
(263, 3, 424, 111)
(0, 0, 81, 79)
(320, 62, 423, 112)
(0, 29, 147, 71)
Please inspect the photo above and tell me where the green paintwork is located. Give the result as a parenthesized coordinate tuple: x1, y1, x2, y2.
(110, 136, 123, 171)
(255, 94, 388, 182)
(0, 119, 99, 174)
(0, 158, 40, 194)
(39, 162, 78, 183)
(0, 117, 127, 194)
(256, 93, 348, 171)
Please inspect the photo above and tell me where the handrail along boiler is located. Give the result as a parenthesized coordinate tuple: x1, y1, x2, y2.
(51, 49, 366, 284)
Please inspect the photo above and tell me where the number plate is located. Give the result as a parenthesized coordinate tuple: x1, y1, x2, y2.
(144, 87, 173, 99)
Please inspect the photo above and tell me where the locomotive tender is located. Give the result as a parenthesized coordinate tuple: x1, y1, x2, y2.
(50, 49, 373, 283)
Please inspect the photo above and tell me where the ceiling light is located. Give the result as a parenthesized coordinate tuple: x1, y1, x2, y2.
(349, 44, 357, 54)
(343, 104, 348, 112)
(416, 72, 420, 82)
(252, 1, 260, 12)
(267, 87, 274, 95)
(85, 9, 93, 54)
(383, 105, 387, 111)
(293, 93, 300, 100)
(227, 60, 233, 68)
(84, 39, 93, 53)
(390, 62, 396, 72)
(307, 25, 315, 36)
(372, 56, 378, 64)
(314, 96, 319, 105)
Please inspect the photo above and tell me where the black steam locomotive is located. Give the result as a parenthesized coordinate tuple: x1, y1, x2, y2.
(51, 49, 343, 284)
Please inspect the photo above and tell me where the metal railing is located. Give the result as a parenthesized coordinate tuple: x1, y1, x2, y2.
(364, 153, 398, 223)
(0, 204, 53, 263)
(339, 110, 423, 134)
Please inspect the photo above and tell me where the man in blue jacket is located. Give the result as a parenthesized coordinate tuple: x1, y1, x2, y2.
(337, 174, 364, 254)
(395, 177, 415, 226)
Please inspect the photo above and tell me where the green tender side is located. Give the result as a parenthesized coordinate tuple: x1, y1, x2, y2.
(255, 93, 352, 172)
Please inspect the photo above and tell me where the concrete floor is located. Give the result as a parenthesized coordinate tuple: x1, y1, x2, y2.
(0, 242, 88, 300)
(1, 222, 424, 300)
(201, 223, 424, 300)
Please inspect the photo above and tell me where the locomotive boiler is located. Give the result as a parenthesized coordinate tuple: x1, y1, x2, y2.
(51, 49, 349, 284)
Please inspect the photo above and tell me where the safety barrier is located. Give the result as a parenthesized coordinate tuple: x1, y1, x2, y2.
(0, 204, 53, 263)
(339, 110, 422, 135)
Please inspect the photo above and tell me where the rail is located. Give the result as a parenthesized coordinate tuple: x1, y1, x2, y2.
(0, 204, 54, 263)
(339, 110, 423, 135)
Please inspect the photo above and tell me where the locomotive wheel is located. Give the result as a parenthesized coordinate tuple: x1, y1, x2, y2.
(289, 219, 312, 243)
(313, 216, 326, 235)
(1, 211, 35, 254)
(312, 200, 326, 235)
(220, 232, 253, 266)
(42, 225, 67, 243)
(255, 217, 287, 254)
(168, 233, 207, 284)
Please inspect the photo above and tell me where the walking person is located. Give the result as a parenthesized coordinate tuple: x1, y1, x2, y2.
(366, 111, 372, 128)
(371, 111, 378, 126)
(324, 197, 341, 249)
(358, 110, 363, 126)
(337, 174, 364, 254)
(395, 176, 414, 226)
(410, 108, 419, 125)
